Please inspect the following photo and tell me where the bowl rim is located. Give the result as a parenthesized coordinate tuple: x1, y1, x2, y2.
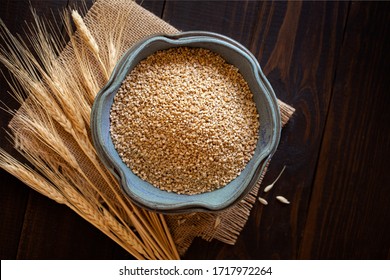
(91, 31, 281, 214)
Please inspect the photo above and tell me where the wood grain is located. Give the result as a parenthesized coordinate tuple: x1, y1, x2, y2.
(17, 191, 132, 259)
(299, 1, 390, 259)
(162, 0, 262, 48)
(0, 0, 70, 260)
(0, 0, 389, 259)
(165, 0, 349, 259)
(0, 0, 128, 260)
(15, 0, 165, 260)
(247, 0, 349, 260)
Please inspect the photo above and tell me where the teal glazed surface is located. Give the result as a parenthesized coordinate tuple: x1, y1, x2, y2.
(91, 31, 281, 214)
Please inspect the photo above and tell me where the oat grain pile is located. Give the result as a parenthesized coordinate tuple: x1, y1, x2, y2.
(110, 47, 259, 194)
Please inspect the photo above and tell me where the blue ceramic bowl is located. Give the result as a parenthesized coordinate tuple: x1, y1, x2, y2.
(91, 31, 281, 213)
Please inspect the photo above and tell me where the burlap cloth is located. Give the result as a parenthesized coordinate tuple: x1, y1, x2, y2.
(10, 0, 295, 256)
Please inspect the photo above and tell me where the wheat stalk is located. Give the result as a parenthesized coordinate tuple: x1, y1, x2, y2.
(71, 9, 109, 81)
(0, 5, 179, 260)
(6, 108, 168, 259)
(0, 149, 65, 205)
(1, 20, 122, 195)
(13, 98, 173, 259)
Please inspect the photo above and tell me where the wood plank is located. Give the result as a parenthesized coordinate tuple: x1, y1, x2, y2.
(299, 1, 390, 259)
(161, 1, 266, 259)
(13, 0, 165, 259)
(162, 0, 261, 47)
(0, 0, 71, 126)
(249, 0, 350, 260)
(17, 191, 133, 259)
(161, 1, 349, 259)
(0, 171, 29, 259)
(0, 0, 70, 259)
(6, 0, 387, 260)
(0, 0, 132, 259)
(136, 0, 165, 18)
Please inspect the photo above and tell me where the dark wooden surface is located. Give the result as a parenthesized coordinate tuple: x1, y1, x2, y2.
(1, 0, 389, 260)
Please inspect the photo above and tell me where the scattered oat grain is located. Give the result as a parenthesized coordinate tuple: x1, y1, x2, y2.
(258, 197, 268, 205)
(276, 196, 290, 204)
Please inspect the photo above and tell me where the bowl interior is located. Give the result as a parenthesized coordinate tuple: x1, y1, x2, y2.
(91, 31, 281, 213)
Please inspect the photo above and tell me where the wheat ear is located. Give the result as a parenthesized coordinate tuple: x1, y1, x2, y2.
(71, 10, 109, 81)
(0, 5, 180, 260)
